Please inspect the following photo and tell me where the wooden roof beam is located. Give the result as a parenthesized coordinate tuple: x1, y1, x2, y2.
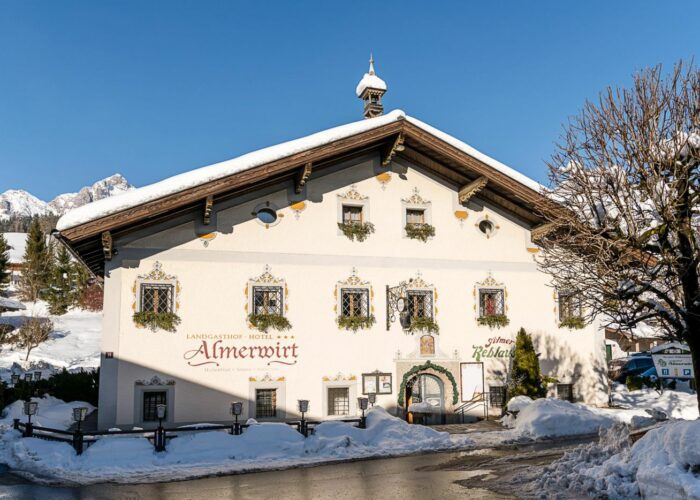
(458, 176, 488, 204)
(294, 162, 313, 194)
(203, 195, 214, 225)
(381, 132, 405, 167)
(531, 222, 555, 242)
(101, 231, 113, 261)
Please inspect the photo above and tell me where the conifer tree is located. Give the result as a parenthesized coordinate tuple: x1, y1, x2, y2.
(508, 328, 548, 399)
(18, 219, 52, 302)
(46, 244, 74, 315)
(0, 233, 10, 293)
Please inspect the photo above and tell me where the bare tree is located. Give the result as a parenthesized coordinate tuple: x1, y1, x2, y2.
(15, 318, 53, 361)
(535, 62, 700, 409)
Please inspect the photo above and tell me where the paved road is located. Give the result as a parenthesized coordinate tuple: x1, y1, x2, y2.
(0, 438, 594, 500)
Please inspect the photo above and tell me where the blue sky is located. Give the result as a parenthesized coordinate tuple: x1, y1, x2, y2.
(1, 1, 698, 200)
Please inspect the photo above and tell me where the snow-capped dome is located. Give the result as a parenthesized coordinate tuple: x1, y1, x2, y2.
(355, 57, 387, 97)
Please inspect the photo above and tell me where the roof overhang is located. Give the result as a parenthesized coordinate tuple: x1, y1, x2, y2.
(56, 115, 561, 277)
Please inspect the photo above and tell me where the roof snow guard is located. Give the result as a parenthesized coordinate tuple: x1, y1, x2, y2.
(56, 110, 553, 277)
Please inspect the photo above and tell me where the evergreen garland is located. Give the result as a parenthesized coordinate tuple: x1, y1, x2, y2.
(248, 313, 292, 332)
(477, 314, 510, 329)
(133, 311, 181, 332)
(0, 233, 10, 292)
(336, 314, 376, 332)
(397, 360, 459, 406)
(337, 222, 375, 242)
(404, 223, 436, 242)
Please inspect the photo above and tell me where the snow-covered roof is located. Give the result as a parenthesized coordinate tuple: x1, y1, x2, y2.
(2, 233, 27, 264)
(355, 57, 387, 97)
(57, 110, 543, 232)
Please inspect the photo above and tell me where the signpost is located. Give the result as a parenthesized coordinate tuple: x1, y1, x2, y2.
(651, 342, 693, 379)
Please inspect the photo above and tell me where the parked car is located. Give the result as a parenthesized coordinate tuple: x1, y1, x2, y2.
(609, 355, 655, 382)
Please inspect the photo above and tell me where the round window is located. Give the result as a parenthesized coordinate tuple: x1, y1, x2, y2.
(256, 208, 278, 224)
(478, 220, 495, 236)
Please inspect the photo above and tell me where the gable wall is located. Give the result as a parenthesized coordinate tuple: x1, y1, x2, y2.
(98, 155, 608, 428)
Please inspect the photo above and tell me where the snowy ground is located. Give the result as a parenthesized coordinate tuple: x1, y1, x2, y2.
(0, 404, 473, 485)
(0, 300, 101, 377)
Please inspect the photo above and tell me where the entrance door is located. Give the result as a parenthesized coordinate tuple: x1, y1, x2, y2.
(408, 373, 445, 425)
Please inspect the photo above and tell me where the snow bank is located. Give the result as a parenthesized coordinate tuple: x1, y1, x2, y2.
(506, 398, 615, 439)
(0, 407, 471, 484)
(0, 396, 94, 430)
(539, 420, 700, 499)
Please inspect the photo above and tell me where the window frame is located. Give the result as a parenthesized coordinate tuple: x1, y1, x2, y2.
(340, 287, 370, 319)
(255, 388, 278, 418)
(139, 283, 175, 314)
(478, 288, 505, 318)
(558, 291, 583, 322)
(252, 285, 284, 316)
(142, 390, 167, 422)
(327, 387, 350, 416)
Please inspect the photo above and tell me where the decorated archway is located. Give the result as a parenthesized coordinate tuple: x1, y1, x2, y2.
(397, 360, 460, 408)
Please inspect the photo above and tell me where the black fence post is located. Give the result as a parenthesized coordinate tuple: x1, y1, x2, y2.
(73, 430, 84, 455)
(154, 427, 166, 452)
(13, 419, 19, 431)
(24, 422, 33, 438)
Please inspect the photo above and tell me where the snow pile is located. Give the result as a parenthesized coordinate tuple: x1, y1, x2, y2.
(0, 407, 471, 484)
(539, 420, 700, 499)
(407, 401, 434, 413)
(0, 396, 94, 430)
(504, 397, 615, 439)
(592, 385, 699, 424)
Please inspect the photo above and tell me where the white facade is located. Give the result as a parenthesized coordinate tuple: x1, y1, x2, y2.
(96, 154, 608, 429)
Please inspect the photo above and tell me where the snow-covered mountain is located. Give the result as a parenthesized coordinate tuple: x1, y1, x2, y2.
(0, 174, 133, 220)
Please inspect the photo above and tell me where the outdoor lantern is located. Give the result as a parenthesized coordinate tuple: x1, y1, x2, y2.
(24, 373, 32, 382)
(297, 399, 309, 414)
(72, 407, 88, 423)
(73, 407, 88, 432)
(23, 401, 38, 417)
(368, 393, 376, 406)
(34, 371, 42, 381)
(357, 397, 369, 411)
(11, 374, 19, 386)
(156, 404, 167, 421)
(230, 401, 243, 416)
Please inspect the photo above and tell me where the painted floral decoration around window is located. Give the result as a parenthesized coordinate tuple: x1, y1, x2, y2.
(335, 268, 375, 332)
(403, 273, 439, 335)
(337, 185, 374, 242)
(246, 265, 291, 332)
(132, 261, 181, 332)
(474, 273, 510, 329)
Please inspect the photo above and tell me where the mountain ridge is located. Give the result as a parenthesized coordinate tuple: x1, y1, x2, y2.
(0, 174, 133, 221)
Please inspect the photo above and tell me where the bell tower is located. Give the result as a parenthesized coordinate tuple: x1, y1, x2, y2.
(356, 54, 387, 119)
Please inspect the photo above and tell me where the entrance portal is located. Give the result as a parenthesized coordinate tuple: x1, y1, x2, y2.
(406, 373, 445, 425)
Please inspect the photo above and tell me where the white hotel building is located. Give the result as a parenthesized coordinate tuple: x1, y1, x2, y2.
(57, 61, 608, 429)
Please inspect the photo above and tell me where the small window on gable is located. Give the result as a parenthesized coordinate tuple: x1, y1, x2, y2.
(341, 288, 370, 318)
(140, 284, 175, 314)
(558, 292, 583, 322)
(342, 205, 363, 224)
(479, 289, 505, 318)
(253, 286, 283, 316)
(406, 208, 426, 225)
